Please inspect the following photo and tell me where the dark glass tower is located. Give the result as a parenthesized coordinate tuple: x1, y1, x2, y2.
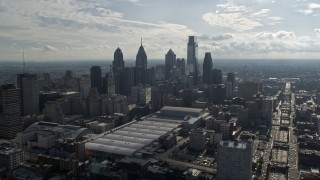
(113, 47, 124, 72)
(90, 66, 103, 94)
(203, 52, 213, 85)
(165, 49, 176, 81)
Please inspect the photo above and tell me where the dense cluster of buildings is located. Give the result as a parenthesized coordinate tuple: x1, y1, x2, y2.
(0, 35, 319, 179)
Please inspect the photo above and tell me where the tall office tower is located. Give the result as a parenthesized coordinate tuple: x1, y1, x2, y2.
(165, 49, 176, 81)
(203, 52, 213, 85)
(118, 67, 134, 97)
(79, 75, 91, 101)
(113, 47, 124, 72)
(86, 87, 102, 117)
(227, 72, 235, 84)
(262, 97, 274, 126)
(0, 84, 22, 139)
(107, 70, 116, 95)
(155, 65, 165, 81)
(238, 82, 262, 101)
(212, 69, 222, 85)
(135, 40, 148, 85)
(90, 66, 103, 94)
(147, 67, 156, 86)
(63, 70, 78, 91)
(187, 36, 198, 85)
(17, 73, 39, 116)
(217, 141, 253, 180)
(175, 58, 186, 82)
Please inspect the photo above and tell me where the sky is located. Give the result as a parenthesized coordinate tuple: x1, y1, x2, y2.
(0, 0, 320, 61)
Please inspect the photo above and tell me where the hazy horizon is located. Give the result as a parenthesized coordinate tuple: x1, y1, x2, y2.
(0, 0, 320, 61)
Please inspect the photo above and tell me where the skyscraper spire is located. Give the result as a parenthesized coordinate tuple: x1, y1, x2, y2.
(141, 37, 142, 46)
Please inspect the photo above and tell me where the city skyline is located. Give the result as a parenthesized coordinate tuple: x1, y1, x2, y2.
(0, 0, 320, 61)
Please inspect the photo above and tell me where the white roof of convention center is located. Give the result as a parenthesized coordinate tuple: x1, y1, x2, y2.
(121, 127, 167, 136)
(93, 138, 145, 150)
(129, 123, 173, 132)
(85, 143, 136, 156)
(137, 120, 179, 128)
(102, 134, 153, 144)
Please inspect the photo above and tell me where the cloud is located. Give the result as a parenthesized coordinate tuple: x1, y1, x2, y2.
(252, 9, 270, 16)
(202, 13, 262, 31)
(254, 31, 296, 40)
(216, 2, 248, 12)
(315, 29, 320, 34)
(199, 33, 234, 41)
(43, 45, 57, 51)
(308, 3, 320, 9)
(297, 3, 320, 15)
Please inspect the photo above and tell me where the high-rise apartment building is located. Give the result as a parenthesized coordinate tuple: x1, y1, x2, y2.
(113, 47, 124, 72)
(0, 84, 22, 139)
(90, 66, 103, 94)
(203, 52, 213, 85)
(17, 73, 39, 116)
(217, 141, 253, 180)
(187, 36, 198, 85)
(165, 49, 176, 81)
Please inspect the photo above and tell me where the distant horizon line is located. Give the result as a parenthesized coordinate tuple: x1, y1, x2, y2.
(1, 58, 320, 63)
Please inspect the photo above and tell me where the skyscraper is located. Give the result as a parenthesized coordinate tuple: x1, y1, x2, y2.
(17, 73, 39, 116)
(212, 69, 222, 85)
(0, 84, 22, 139)
(113, 47, 124, 72)
(187, 36, 198, 85)
(165, 49, 176, 81)
(203, 52, 213, 85)
(175, 58, 186, 82)
(135, 39, 147, 85)
(217, 141, 253, 180)
(90, 66, 103, 94)
(107, 68, 116, 95)
(118, 67, 134, 97)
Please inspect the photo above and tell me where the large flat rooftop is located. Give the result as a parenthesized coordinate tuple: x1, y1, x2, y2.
(85, 120, 180, 156)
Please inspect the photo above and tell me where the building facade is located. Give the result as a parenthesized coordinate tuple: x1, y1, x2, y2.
(17, 73, 39, 116)
(217, 141, 253, 180)
(0, 84, 22, 139)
